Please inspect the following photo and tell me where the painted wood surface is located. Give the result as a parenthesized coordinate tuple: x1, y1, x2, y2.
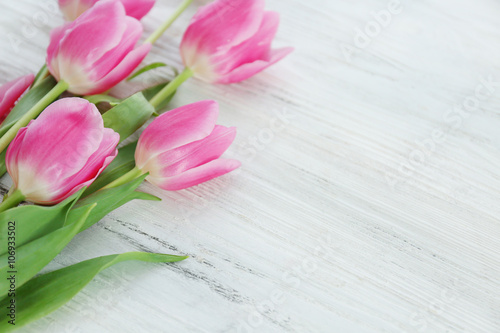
(0, 0, 499, 332)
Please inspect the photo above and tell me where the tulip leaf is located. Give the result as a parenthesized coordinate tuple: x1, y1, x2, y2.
(0, 203, 94, 300)
(102, 92, 155, 143)
(0, 251, 187, 331)
(72, 174, 159, 232)
(0, 189, 85, 255)
(142, 82, 177, 112)
(83, 141, 138, 196)
(32, 65, 49, 88)
(84, 94, 122, 105)
(0, 76, 57, 138)
(0, 149, 6, 177)
(128, 62, 169, 81)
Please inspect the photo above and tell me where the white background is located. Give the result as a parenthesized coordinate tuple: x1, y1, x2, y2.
(0, 0, 499, 332)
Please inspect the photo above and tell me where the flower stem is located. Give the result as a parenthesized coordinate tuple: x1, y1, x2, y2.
(101, 166, 144, 190)
(0, 189, 25, 213)
(149, 67, 193, 109)
(145, 0, 194, 45)
(0, 80, 69, 154)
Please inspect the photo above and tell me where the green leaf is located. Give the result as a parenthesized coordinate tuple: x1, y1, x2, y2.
(83, 141, 137, 196)
(102, 92, 155, 142)
(72, 174, 159, 232)
(0, 204, 95, 299)
(0, 149, 6, 177)
(0, 252, 187, 331)
(0, 76, 57, 138)
(84, 94, 122, 105)
(31, 65, 49, 88)
(142, 82, 176, 112)
(0, 189, 84, 255)
(129, 191, 161, 202)
(128, 62, 168, 81)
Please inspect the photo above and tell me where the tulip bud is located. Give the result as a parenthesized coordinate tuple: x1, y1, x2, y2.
(180, 0, 293, 84)
(48, 0, 151, 95)
(0, 74, 34, 124)
(135, 100, 240, 190)
(6, 98, 119, 205)
(58, 0, 155, 21)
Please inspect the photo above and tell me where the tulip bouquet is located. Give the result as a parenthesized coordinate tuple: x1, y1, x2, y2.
(0, 0, 291, 330)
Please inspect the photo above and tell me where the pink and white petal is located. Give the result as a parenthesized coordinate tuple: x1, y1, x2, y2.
(217, 47, 293, 84)
(57, 1, 127, 67)
(15, 98, 104, 186)
(213, 11, 280, 74)
(5, 126, 29, 189)
(147, 158, 241, 191)
(120, 0, 155, 20)
(33, 147, 110, 205)
(55, 127, 119, 198)
(7, 125, 54, 203)
(135, 100, 219, 169)
(59, 0, 97, 21)
(89, 16, 143, 82)
(0, 74, 35, 122)
(47, 23, 73, 78)
(151, 126, 237, 178)
(87, 42, 150, 95)
(181, 0, 265, 57)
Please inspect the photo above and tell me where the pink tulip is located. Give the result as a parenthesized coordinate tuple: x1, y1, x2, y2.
(48, 0, 151, 95)
(180, 0, 293, 84)
(0, 74, 35, 124)
(135, 100, 240, 191)
(58, 0, 155, 21)
(6, 98, 119, 205)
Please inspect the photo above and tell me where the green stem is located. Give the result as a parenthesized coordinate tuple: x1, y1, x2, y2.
(32, 65, 50, 88)
(0, 189, 25, 213)
(145, 0, 194, 45)
(149, 68, 193, 109)
(101, 166, 144, 190)
(0, 80, 69, 154)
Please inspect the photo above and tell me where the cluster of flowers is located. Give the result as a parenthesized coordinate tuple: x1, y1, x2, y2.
(0, 0, 291, 329)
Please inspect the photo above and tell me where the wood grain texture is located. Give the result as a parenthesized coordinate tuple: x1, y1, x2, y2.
(1, 0, 499, 332)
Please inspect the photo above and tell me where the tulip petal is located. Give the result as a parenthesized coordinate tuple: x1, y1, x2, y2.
(47, 23, 71, 79)
(59, 0, 154, 21)
(150, 126, 237, 178)
(90, 16, 143, 82)
(147, 159, 241, 191)
(88, 42, 151, 95)
(120, 0, 155, 20)
(58, 0, 97, 21)
(5, 126, 29, 189)
(135, 100, 219, 169)
(53, 128, 119, 202)
(214, 11, 280, 74)
(181, 0, 265, 60)
(217, 47, 294, 84)
(0, 74, 35, 123)
(53, 1, 127, 74)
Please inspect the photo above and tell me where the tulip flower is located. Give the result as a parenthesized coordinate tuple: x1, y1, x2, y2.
(147, 0, 293, 108)
(104, 100, 240, 191)
(0, 74, 34, 124)
(48, 0, 151, 96)
(1, 98, 119, 210)
(180, 0, 293, 84)
(58, 0, 155, 21)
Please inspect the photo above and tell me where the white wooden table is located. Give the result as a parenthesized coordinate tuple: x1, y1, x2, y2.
(1, 0, 499, 332)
